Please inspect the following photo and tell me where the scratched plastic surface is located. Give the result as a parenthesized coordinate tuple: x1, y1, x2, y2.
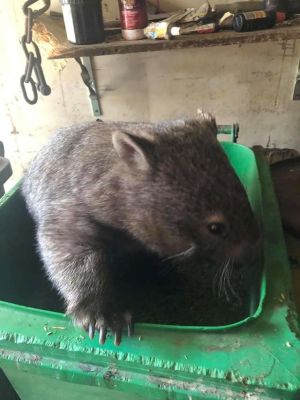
(0, 144, 299, 400)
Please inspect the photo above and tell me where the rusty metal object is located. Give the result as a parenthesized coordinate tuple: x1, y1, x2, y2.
(252, 145, 299, 164)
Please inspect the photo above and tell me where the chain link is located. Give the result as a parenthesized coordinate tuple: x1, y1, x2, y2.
(24, 52, 35, 82)
(25, 8, 33, 43)
(20, 75, 38, 105)
(23, 0, 51, 18)
(20, 0, 51, 105)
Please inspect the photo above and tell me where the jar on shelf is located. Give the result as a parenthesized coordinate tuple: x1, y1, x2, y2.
(118, 0, 148, 40)
(60, 0, 105, 45)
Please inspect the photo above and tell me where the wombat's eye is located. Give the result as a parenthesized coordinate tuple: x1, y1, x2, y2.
(208, 223, 225, 236)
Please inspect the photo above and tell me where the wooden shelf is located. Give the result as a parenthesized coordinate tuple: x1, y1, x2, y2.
(34, 15, 300, 60)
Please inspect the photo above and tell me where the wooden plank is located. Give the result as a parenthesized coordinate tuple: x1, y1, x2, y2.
(33, 15, 300, 60)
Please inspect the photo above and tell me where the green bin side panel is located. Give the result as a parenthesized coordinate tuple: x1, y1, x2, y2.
(2, 361, 297, 400)
(4, 366, 144, 400)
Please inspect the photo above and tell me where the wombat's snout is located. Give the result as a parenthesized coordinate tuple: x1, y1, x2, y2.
(231, 232, 263, 267)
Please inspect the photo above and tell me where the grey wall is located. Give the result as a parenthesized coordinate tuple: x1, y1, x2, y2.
(93, 41, 300, 150)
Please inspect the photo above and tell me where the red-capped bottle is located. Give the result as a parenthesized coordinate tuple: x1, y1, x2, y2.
(118, 0, 148, 40)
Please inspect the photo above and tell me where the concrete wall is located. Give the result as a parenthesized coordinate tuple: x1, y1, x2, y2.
(0, 1, 89, 190)
(1, 0, 300, 191)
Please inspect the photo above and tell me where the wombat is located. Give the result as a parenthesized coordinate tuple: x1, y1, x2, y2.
(22, 111, 261, 345)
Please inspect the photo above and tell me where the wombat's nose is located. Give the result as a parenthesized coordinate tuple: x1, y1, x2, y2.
(231, 231, 262, 263)
(232, 236, 263, 266)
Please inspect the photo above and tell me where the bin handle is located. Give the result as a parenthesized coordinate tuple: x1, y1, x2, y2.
(217, 124, 239, 143)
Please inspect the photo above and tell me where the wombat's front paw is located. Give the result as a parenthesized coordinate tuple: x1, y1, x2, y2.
(67, 302, 133, 346)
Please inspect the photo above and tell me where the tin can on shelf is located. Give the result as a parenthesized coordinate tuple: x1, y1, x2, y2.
(60, 0, 105, 44)
(118, 0, 148, 40)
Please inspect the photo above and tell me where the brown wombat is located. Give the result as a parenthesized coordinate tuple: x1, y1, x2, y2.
(22, 111, 261, 345)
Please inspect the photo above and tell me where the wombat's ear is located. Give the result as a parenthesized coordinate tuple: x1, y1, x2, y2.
(196, 109, 218, 133)
(112, 131, 152, 171)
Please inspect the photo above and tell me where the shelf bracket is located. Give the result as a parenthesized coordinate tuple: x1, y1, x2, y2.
(0, 142, 13, 198)
(293, 58, 300, 100)
(75, 56, 102, 117)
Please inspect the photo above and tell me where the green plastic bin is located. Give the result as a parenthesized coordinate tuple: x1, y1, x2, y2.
(0, 143, 299, 400)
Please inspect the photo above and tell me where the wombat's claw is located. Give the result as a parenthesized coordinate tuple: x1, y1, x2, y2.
(99, 326, 107, 345)
(97, 325, 124, 346)
(95, 312, 133, 346)
(88, 322, 95, 340)
(114, 329, 122, 346)
(71, 308, 133, 345)
(113, 319, 132, 346)
(128, 321, 133, 337)
(125, 312, 134, 337)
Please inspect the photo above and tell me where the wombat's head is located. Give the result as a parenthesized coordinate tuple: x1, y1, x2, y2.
(112, 112, 262, 269)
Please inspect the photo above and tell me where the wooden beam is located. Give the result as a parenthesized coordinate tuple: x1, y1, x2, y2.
(33, 15, 300, 60)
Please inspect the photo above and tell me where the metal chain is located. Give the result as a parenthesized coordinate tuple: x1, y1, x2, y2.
(20, 0, 51, 105)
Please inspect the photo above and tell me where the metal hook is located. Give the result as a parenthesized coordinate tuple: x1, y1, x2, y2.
(23, 0, 50, 17)
(20, 75, 38, 105)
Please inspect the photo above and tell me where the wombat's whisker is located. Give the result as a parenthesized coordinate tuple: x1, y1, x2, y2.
(162, 244, 195, 262)
(213, 263, 222, 295)
(213, 261, 226, 295)
(217, 257, 231, 301)
(223, 257, 232, 302)
(217, 261, 226, 297)
(160, 244, 196, 277)
(224, 258, 240, 301)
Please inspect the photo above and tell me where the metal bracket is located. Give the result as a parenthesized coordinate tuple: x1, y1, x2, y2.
(217, 124, 239, 143)
(75, 56, 102, 117)
(293, 59, 300, 100)
(0, 142, 13, 198)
